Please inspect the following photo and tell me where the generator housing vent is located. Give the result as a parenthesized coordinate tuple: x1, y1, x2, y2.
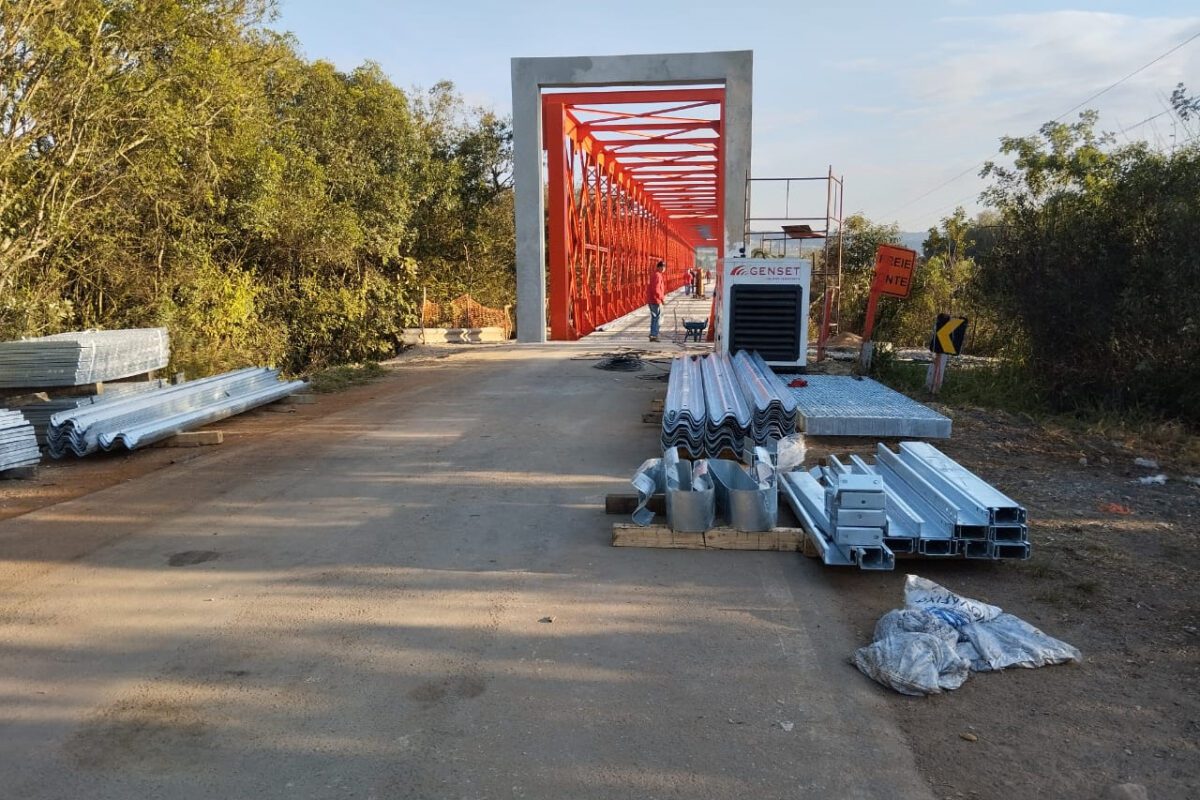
(728, 284, 804, 362)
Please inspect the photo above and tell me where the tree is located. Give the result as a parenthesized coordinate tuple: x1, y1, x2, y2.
(837, 214, 903, 334)
(406, 85, 514, 308)
(1169, 82, 1199, 122)
(978, 110, 1200, 419)
(0, 1, 518, 373)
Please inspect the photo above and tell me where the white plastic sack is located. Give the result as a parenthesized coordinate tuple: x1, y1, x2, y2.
(903, 574, 1002, 627)
(855, 575, 1082, 695)
(774, 434, 807, 472)
(958, 613, 1082, 671)
(853, 633, 971, 696)
(874, 608, 959, 647)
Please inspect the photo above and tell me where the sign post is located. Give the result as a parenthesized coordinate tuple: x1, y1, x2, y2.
(926, 314, 968, 393)
(860, 244, 917, 368)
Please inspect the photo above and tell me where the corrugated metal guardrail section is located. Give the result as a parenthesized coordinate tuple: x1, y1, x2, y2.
(780, 442, 1030, 570)
(662, 350, 798, 457)
(47, 368, 306, 457)
(17, 381, 167, 446)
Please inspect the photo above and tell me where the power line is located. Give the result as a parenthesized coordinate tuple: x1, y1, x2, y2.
(899, 190, 981, 231)
(877, 26, 1200, 222)
(1052, 29, 1200, 122)
(899, 106, 1189, 229)
(1117, 108, 1173, 136)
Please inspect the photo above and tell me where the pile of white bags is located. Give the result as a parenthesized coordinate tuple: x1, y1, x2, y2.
(854, 575, 1082, 696)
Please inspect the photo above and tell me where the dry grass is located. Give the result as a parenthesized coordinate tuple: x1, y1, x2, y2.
(306, 362, 386, 393)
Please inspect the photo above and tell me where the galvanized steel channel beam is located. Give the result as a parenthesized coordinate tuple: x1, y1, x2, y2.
(780, 441, 1031, 568)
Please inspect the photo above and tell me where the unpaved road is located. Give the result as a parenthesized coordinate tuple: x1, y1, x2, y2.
(0, 346, 932, 800)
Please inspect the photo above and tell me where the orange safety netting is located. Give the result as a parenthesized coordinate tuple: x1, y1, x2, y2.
(421, 294, 513, 338)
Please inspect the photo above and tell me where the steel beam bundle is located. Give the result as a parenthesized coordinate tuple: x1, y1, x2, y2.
(661, 351, 799, 457)
(47, 368, 305, 457)
(780, 442, 1030, 570)
(780, 464, 894, 570)
(873, 442, 1029, 558)
(0, 409, 40, 470)
(0, 329, 169, 388)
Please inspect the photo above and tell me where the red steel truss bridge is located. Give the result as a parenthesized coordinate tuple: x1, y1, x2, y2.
(542, 88, 726, 339)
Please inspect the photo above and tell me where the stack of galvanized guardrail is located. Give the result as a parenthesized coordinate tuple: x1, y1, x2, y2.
(780, 442, 1029, 571)
(17, 381, 167, 446)
(47, 368, 305, 457)
(0, 409, 40, 471)
(661, 350, 797, 457)
(0, 329, 169, 388)
(733, 350, 798, 442)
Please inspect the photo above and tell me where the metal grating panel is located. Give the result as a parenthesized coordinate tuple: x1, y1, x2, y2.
(790, 375, 951, 438)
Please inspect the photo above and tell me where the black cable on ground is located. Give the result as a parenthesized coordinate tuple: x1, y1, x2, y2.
(592, 352, 644, 372)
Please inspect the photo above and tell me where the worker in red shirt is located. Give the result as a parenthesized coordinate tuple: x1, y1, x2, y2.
(647, 260, 666, 341)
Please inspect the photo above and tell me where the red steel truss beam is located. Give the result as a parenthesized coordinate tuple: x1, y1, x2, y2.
(541, 88, 726, 339)
(543, 88, 723, 105)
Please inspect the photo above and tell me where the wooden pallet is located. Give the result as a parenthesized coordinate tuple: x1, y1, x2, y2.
(605, 493, 664, 515)
(643, 396, 664, 424)
(611, 522, 804, 551)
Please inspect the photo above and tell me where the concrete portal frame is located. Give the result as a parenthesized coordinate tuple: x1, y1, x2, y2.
(511, 51, 753, 342)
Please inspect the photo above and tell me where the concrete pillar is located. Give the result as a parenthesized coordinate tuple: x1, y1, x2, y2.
(510, 59, 546, 343)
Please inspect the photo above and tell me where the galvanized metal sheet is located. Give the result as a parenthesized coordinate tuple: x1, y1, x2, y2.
(0, 328, 169, 388)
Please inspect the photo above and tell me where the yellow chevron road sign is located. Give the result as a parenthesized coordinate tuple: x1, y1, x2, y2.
(931, 314, 968, 355)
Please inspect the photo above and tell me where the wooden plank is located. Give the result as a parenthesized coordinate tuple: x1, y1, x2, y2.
(704, 528, 804, 551)
(800, 531, 821, 558)
(282, 393, 316, 405)
(604, 493, 665, 515)
(642, 412, 662, 424)
(1, 392, 51, 408)
(649, 399, 664, 411)
(611, 523, 803, 552)
(1, 382, 101, 399)
(611, 523, 704, 549)
(154, 430, 224, 448)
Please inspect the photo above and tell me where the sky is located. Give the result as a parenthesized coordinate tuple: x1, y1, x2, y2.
(273, 1, 1200, 232)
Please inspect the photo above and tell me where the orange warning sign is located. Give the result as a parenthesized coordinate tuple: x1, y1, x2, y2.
(872, 245, 917, 298)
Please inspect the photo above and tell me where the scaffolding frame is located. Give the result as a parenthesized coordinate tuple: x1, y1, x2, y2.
(743, 168, 844, 361)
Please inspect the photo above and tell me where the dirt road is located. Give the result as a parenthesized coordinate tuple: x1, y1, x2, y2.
(0, 346, 933, 800)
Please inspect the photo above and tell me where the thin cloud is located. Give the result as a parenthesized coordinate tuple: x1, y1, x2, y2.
(865, 11, 1200, 226)
(913, 12, 1200, 107)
